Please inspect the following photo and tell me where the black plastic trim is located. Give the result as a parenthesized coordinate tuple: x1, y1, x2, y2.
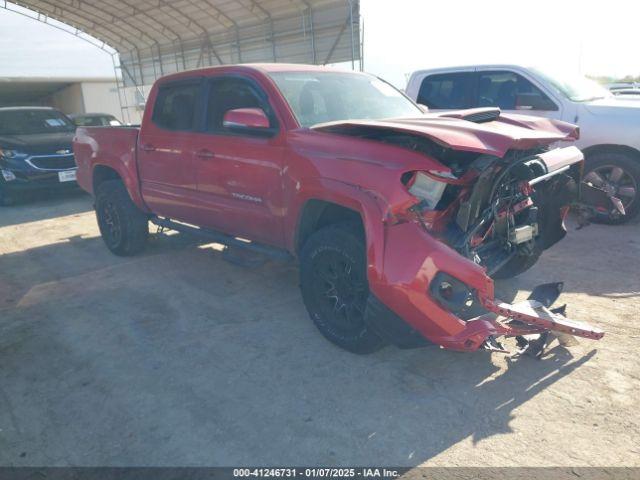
(364, 294, 432, 349)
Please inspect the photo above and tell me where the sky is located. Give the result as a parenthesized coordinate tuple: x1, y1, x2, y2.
(0, 5, 114, 78)
(0, 0, 639, 87)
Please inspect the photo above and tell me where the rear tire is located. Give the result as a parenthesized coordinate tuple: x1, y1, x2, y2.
(584, 153, 640, 224)
(299, 222, 386, 354)
(95, 180, 148, 256)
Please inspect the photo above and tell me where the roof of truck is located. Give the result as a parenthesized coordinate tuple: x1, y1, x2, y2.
(409, 64, 530, 76)
(157, 63, 367, 84)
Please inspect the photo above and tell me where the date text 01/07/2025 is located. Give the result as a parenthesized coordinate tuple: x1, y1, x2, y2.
(232, 468, 401, 478)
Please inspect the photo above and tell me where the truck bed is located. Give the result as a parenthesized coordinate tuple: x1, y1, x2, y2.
(73, 126, 140, 196)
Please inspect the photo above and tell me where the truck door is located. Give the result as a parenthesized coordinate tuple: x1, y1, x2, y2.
(475, 70, 563, 121)
(137, 78, 203, 223)
(188, 75, 285, 247)
(415, 71, 476, 112)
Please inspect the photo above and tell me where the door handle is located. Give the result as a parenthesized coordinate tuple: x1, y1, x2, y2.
(195, 149, 215, 160)
(141, 143, 155, 152)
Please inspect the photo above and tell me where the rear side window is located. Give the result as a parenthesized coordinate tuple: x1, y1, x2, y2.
(152, 82, 201, 131)
(478, 71, 557, 111)
(417, 72, 474, 109)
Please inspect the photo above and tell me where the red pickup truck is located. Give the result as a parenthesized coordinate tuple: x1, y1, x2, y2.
(74, 64, 604, 357)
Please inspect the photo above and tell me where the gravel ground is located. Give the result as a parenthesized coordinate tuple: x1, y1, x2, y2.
(0, 191, 638, 467)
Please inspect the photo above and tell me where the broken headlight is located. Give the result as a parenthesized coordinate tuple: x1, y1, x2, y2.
(404, 171, 451, 210)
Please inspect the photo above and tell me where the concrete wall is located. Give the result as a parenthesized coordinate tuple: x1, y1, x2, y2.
(48, 83, 85, 115)
(6, 78, 141, 124)
(80, 81, 123, 121)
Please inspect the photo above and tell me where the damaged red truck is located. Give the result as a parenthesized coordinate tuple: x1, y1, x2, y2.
(73, 64, 605, 357)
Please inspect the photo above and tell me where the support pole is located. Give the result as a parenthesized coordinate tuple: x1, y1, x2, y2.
(111, 53, 130, 124)
(269, 18, 277, 61)
(308, 6, 317, 64)
(348, 0, 355, 70)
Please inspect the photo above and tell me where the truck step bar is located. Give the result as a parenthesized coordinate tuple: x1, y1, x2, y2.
(150, 217, 293, 262)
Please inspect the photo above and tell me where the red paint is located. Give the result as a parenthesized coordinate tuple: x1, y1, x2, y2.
(73, 64, 602, 352)
(223, 108, 270, 129)
(314, 113, 580, 158)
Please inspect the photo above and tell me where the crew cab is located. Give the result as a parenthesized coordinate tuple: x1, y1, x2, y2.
(74, 64, 604, 356)
(0, 107, 78, 206)
(406, 65, 640, 223)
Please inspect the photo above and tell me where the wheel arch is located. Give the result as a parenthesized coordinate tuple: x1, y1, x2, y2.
(93, 164, 122, 192)
(295, 199, 364, 255)
(91, 163, 149, 213)
(291, 181, 387, 283)
(582, 144, 640, 163)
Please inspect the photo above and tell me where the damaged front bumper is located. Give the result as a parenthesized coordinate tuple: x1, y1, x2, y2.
(365, 221, 604, 354)
(475, 283, 604, 356)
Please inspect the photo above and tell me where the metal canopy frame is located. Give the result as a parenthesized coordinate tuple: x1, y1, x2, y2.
(2, 0, 361, 123)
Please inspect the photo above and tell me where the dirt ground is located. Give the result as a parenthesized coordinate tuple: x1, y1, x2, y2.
(0, 190, 638, 467)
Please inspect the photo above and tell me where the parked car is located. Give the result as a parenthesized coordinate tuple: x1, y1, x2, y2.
(607, 82, 640, 92)
(406, 65, 640, 223)
(611, 88, 640, 99)
(74, 64, 604, 356)
(69, 113, 123, 127)
(0, 106, 77, 206)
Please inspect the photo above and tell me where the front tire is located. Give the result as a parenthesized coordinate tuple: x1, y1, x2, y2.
(584, 153, 640, 224)
(491, 249, 541, 279)
(299, 222, 386, 354)
(95, 180, 148, 256)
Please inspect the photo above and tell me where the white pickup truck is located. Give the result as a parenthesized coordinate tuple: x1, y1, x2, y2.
(406, 65, 640, 223)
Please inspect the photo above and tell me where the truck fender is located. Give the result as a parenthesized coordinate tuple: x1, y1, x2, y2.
(92, 161, 150, 213)
(289, 177, 388, 285)
(74, 126, 150, 213)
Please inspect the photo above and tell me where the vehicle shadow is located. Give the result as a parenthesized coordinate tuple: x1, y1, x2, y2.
(495, 216, 640, 301)
(0, 230, 196, 309)
(382, 344, 596, 460)
(0, 230, 601, 466)
(0, 189, 93, 228)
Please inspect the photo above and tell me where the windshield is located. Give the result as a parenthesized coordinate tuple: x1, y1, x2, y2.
(0, 109, 76, 135)
(268, 71, 422, 127)
(532, 68, 612, 102)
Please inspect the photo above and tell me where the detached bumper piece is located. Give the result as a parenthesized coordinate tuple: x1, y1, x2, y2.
(477, 282, 604, 358)
(576, 182, 626, 227)
(485, 299, 604, 340)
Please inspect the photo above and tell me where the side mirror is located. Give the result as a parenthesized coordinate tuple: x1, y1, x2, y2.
(223, 108, 270, 130)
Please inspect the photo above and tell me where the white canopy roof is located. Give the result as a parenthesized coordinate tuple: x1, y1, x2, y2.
(8, 0, 361, 87)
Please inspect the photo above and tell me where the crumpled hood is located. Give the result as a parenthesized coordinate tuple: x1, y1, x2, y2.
(582, 97, 640, 117)
(312, 108, 579, 158)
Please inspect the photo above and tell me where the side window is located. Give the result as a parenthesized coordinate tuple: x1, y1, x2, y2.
(152, 82, 201, 131)
(417, 72, 474, 109)
(478, 71, 557, 111)
(206, 77, 273, 133)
